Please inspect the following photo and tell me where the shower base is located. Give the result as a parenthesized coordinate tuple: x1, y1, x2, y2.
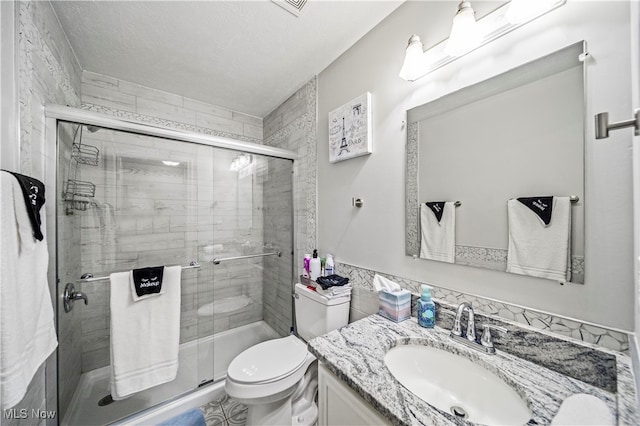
(61, 321, 279, 426)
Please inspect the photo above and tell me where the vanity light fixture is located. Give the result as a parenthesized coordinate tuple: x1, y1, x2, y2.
(398, 0, 566, 82)
(162, 160, 180, 167)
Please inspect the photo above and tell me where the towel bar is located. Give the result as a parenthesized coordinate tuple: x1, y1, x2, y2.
(508, 195, 579, 203)
(78, 261, 200, 283)
(211, 251, 282, 265)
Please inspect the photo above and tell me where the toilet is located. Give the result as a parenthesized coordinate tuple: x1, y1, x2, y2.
(225, 283, 351, 425)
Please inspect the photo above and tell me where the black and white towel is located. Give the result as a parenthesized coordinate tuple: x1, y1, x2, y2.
(420, 201, 456, 263)
(110, 266, 182, 399)
(2, 170, 45, 241)
(130, 266, 165, 301)
(507, 196, 572, 282)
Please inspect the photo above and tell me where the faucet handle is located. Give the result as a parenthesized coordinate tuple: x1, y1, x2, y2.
(480, 324, 508, 349)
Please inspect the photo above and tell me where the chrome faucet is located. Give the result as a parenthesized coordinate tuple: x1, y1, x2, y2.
(451, 302, 476, 342)
(450, 302, 507, 354)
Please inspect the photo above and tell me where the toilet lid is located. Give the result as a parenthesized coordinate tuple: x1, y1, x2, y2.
(227, 336, 309, 384)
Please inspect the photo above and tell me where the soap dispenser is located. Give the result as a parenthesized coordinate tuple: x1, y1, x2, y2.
(417, 285, 436, 328)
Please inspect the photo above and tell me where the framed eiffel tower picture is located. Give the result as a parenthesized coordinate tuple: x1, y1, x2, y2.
(328, 92, 372, 163)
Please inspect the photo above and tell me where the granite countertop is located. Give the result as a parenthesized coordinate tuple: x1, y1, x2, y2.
(308, 314, 639, 426)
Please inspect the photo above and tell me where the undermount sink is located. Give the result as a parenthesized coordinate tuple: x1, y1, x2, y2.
(384, 344, 531, 424)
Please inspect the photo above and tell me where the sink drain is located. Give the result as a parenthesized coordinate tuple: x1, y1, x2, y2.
(450, 405, 468, 419)
(98, 395, 114, 406)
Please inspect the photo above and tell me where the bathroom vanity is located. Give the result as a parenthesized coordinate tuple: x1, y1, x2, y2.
(309, 310, 639, 425)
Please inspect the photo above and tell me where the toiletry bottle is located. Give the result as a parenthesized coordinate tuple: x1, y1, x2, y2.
(302, 254, 311, 279)
(417, 285, 436, 328)
(325, 254, 334, 276)
(310, 250, 321, 281)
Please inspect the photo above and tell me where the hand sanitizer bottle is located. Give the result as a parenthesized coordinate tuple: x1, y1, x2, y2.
(417, 285, 436, 328)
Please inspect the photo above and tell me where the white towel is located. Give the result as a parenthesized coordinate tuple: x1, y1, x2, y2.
(0, 172, 57, 409)
(551, 394, 614, 425)
(420, 202, 456, 263)
(315, 284, 352, 298)
(110, 266, 181, 400)
(506, 197, 571, 282)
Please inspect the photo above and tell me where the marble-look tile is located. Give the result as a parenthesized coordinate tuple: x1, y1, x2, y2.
(308, 315, 637, 426)
(184, 98, 234, 119)
(81, 104, 261, 145)
(18, 0, 81, 418)
(405, 121, 419, 256)
(82, 70, 118, 90)
(337, 262, 630, 354)
(196, 111, 244, 135)
(232, 111, 262, 126)
(135, 97, 196, 125)
(81, 83, 136, 112)
(118, 79, 183, 107)
(243, 122, 263, 140)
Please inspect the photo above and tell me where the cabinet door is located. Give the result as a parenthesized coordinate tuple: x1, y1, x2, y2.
(318, 362, 391, 426)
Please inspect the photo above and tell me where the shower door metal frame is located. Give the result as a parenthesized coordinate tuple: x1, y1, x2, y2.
(44, 105, 298, 425)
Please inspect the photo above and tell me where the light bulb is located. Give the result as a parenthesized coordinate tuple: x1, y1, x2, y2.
(444, 1, 481, 57)
(399, 35, 426, 81)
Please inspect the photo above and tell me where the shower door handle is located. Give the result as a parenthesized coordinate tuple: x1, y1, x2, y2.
(63, 283, 88, 313)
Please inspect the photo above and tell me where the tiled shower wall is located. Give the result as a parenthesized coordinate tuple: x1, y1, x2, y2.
(263, 77, 317, 335)
(73, 68, 279, 371)
(74, 130, 266, 372)
(14, 0, 82, 422)
(80, 71, 263, 143)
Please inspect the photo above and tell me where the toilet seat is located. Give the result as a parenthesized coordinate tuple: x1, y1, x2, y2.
(227, 335, 309, 385)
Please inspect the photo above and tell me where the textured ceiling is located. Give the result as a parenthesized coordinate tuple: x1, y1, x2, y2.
(51, 1, 405, 117)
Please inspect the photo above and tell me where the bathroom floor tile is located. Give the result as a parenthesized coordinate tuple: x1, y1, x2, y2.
(201, 400, 227, 426)
(201, 392, 247, 426)
(221, 396, 247, 423)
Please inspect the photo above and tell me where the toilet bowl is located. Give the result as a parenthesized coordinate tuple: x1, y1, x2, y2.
(225, 284, 351, 425)
(225, 335, 317, 425)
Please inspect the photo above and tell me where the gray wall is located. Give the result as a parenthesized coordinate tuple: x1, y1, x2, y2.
(317, 1, 635, 331)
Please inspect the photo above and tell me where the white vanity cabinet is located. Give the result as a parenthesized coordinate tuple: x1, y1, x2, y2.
(318, 362, 391, 426)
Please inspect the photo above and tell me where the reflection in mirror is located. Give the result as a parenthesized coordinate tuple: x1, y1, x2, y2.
(406, 41, 585, 284)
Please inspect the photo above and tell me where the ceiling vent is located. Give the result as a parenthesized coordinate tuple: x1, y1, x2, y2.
(271, 0, 308, 17)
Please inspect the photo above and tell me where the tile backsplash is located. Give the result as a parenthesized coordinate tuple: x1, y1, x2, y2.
(339, 262, 630, 353)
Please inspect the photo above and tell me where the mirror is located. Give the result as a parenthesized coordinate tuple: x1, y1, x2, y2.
(405, 41, 585, 284)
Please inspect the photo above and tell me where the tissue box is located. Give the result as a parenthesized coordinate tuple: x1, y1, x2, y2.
(378, 289, 412, 322)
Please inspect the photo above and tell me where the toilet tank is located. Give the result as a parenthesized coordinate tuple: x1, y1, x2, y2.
(294, 283, 350, 342)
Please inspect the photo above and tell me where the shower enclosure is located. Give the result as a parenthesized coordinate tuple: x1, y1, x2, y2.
(47, 107, 296, 425)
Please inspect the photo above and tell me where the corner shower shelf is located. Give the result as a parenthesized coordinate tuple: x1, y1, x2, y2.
(64, 124, 101, 214)
(64, 179, 96, 198)
(71, 142, 100, 166)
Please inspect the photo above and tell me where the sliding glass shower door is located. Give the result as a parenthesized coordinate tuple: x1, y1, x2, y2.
(55, 120, 293, 425)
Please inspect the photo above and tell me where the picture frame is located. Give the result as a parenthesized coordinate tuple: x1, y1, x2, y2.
(328, 92, 372, 163)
